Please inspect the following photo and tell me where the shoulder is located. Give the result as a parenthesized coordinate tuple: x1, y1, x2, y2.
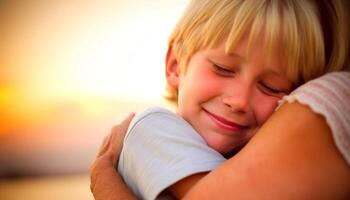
(279, 71, 350, 165)
(119, 107, 226, 200)
(130, 107, 185, 128)
(280, 71, 350, 106)
(125, 106, 204, 142)
(131, 107, 178, 122)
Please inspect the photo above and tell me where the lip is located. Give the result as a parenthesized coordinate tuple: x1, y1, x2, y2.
(204, 109, 248, 132)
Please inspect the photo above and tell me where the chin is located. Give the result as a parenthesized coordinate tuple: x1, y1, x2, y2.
(207, 142, 230, 155)
(207, 139, 245, 156)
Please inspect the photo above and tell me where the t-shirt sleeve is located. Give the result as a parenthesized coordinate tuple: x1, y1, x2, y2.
(118, 107, 226, 200)
(277, 71, 350, 165)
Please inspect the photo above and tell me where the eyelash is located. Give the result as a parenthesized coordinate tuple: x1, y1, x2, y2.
(258, 81, 284, 95)
(212, 62, 287, 96)
(212, 64, 236, 77)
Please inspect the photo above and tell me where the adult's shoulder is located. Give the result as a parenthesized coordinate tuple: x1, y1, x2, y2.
(278, 71, 350, 165)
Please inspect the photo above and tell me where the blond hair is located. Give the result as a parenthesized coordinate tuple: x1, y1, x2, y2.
(165, 0, 349, 102)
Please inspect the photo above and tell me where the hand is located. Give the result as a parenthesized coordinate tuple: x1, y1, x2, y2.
(96, 112, 135, 166)
(90, 113, 135, 199)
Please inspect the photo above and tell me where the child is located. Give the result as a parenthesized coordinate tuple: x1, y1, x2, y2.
(111, 0, 349, 199)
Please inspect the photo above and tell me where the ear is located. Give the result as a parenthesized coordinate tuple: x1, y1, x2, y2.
(165, 47, 180, 88)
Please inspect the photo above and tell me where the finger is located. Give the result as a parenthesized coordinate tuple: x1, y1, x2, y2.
(108, 113, 135, 165)
(112, 112, 135, 134)
(112, 112, 135, 143)
(96, 112, 135, 157)
(97, 134, 112, 157)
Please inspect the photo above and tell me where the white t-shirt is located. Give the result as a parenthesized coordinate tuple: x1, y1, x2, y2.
(118, 107, 226, 200)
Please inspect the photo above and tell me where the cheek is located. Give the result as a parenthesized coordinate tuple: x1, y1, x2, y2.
(253, 94, 280, 125)
(181, 67, 222, 100)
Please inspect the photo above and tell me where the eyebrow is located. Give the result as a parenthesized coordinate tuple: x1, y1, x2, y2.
(227, 52, 245, 60)
(208, 51, 246, 63)
(264, 64, 286, 76)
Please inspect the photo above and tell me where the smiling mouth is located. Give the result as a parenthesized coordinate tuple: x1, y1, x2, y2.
(204, 110, 248, 132)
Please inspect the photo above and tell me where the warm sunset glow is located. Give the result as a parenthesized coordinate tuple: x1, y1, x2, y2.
(0, 1, 186, 134)
(0, 0, 186, 181)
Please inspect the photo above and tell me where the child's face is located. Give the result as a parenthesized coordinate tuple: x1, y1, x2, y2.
(168, 37, 293, 154)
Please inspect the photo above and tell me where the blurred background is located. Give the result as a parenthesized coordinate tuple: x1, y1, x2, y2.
(0, 0, 187, 199)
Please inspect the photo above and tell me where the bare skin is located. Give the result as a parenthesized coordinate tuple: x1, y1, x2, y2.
(183, 102, 350, 199)
(90, 113, 137, 200)
(90, 102, 350, 199)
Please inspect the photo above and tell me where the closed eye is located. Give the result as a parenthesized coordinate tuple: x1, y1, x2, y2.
(258, 81, 287, 96)
(212, 63, 236, 77)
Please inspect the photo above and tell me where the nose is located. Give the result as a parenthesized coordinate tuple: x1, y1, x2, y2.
(222, 81, 251, 113)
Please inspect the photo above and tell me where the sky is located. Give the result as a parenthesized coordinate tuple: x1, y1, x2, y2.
(0, 0, 187, 134)
(0, 0, 187, 176)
